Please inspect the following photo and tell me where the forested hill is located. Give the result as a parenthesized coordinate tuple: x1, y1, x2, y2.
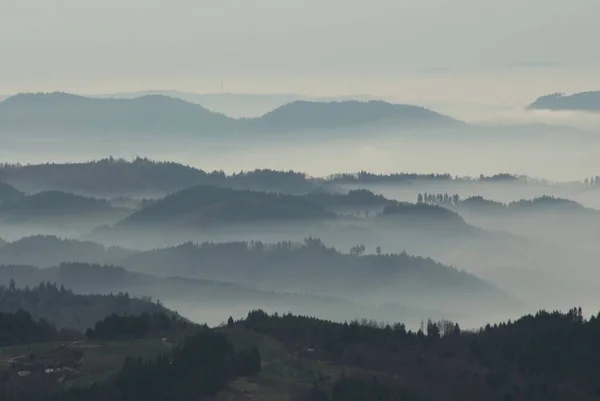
(234, 307, 600, 401)
(0, 191, 124, 222)
(0, 310, 79, 346)
(0, 180, 24, 203)
(0, 158, 322, 196)
(119, 239, 508, 312)
(7, 307, 600, 401)
(0, 235, 134, 267)
(111, 185, 468, 231)
(0, 281, 175, 331)
(0, 262, 449, 327)
(419, 194, 588, 214)
(0, 92, 463, 137)
(116, 185, 334, 228)
(381, 202, 466, 227)
(528, 91, 600, 112)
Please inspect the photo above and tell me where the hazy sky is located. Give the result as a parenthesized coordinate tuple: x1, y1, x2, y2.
(1, 0, 599, 106)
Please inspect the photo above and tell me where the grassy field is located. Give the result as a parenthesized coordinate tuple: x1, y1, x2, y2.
(219, 327, 345, 401)
(69, 338, 171, 387)
(1, 330, 345, 400)
(0, 339, 171, 388)
(0, 341, 63, 369)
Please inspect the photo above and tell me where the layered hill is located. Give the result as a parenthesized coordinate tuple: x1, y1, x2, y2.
(445, 195, 600, 248)
(0, 263, 442, 327)
(528, 91, 600, 112)
(0, 281, 176, 331)
(116, 185, 334, 229)
(0, 158, 323, 197)
(0, 92, 235, 135)
(0, 180, 24, 203)
(87, 185, 478, 252)
(250, 100, 463, 132)
(381, 201, 467, 228)
(0, 235, 134, 267)
(112, 185, 470, 229)
(451, 195, 587, 214)
(119, 239, 509, 314)
(0, 191, 127, 223)
(95, 90, 378, 117)
(0, 92, 463, 137)
(0, 234, 504, 311)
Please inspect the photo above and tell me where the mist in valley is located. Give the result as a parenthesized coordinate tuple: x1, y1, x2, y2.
(4, 1, 600, 398)
(2, 88, 600, 331)
(2, 152, 600, 330)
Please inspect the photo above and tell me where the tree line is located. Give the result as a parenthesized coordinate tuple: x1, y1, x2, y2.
(417, 193, 460, 205)
(0, 281, 174, 331)
(239, 307, 600, 401)
(328, 172, 521, 184)
(86, 312, 200, 342)
(0, 310, 78, 346)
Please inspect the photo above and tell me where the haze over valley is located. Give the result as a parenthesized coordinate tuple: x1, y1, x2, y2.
(2, 1, 600, 399)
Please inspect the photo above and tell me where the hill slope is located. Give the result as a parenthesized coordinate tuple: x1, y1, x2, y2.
(4, 308, 600, 401)
(528, 91, 600, 112)
(443, 195, 588, 215)
(251, 100, 463, 132)
(0, 281, 175, 331)
(0, 262, 441, 327)
(120, 239, 509, 314)
(0, 191, 125, 223)
(116, 185, 333, 228)
(95, 90, 379, 117)
(0, 180, 24, 203)
(0, 92, 235, 135)
(0, 158, 323, 197)
(0, 235, 134, 267)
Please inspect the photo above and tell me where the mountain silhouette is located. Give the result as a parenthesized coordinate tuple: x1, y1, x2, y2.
(250, 100, 463, 131)
(95, 90, 379, 117)
(0, 235, 134, 267)
(0, 191, 123, 223)
(0, 92, 463, 136)
(117, 185, 333, 228)
(528, 91, 600, 112)
(0, 92, 235, 135)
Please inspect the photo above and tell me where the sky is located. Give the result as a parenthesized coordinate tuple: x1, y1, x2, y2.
(1, 0, 599, 109)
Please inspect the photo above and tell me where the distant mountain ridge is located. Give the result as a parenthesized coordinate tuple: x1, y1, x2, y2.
(0, 92, 234, 135)
(251, 100, 461, 132)
(93, 90, 379, 118)
(528, 91, 600, 112)
(0, 92, 463, 137)
(0, 157, 324, 197)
